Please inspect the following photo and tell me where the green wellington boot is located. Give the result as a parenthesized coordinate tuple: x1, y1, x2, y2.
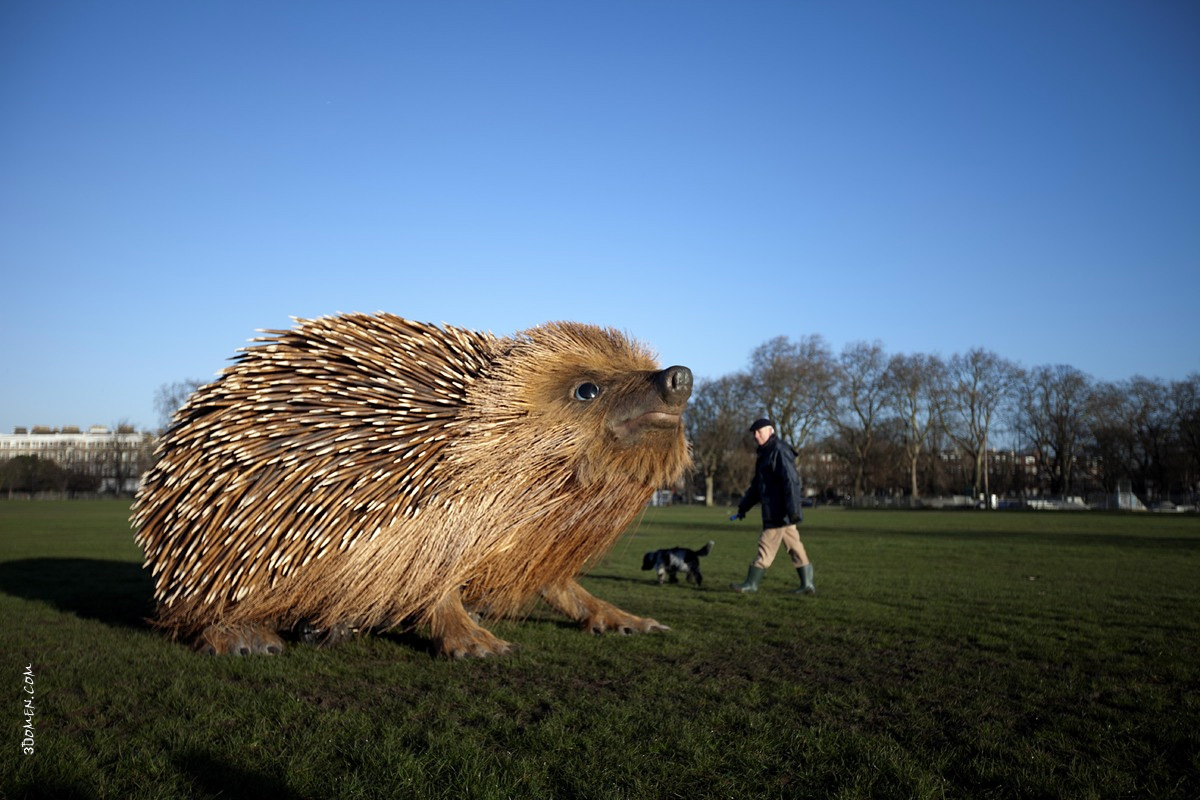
(731, 565, 766, 593)
(791, 563, 816, 595)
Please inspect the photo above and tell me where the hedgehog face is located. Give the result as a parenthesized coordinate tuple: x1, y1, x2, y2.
(520, 354, 691, 447)
(589, 365, 693, 446)
(526, 358, 693, 487)
(456, 321, 694, 489)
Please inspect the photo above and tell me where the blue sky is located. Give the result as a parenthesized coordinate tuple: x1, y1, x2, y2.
(2, 0, 1198, 433)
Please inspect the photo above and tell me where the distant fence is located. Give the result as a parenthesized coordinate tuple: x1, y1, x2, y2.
(846, 495, 979, 510)
(2, 491, 128, 501)
(843, 493, 1191, 512)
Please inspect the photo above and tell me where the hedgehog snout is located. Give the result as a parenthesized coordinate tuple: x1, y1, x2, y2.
(654, 366, 693, 406)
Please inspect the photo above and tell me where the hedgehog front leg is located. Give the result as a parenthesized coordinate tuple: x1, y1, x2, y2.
(540, 579, 670, 635)
(427, 590, 514, 659)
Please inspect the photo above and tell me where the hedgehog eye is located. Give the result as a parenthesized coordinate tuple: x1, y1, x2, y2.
(573, 382, 601, 401)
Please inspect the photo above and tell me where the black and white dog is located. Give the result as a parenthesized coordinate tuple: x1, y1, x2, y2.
(641, 541, 714, 587)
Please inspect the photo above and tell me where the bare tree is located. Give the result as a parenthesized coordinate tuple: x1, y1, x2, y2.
(1, 456, 65, 497)
(1127, 377, 1179, 501)
(155, 379, 207, 431)
(686, 374, 753, 506)
(746, 335, 833, 452)
(1085, 380, 1137, 495)
(96, 420, 155, 496)
(1014, 364, 1093, 496)
(1169, 374, 1200, 496)
(825, 341, 890, 498)
(935, 348, 1019, 500)
(886, 352, 942, 504)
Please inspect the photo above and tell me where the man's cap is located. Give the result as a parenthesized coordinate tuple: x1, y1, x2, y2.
(749, 418, 775, 433)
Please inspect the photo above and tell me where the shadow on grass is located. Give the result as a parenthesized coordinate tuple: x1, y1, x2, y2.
(0, 558, 154, 628)
(581, 572, 656, 586)
(4, 777, 96, 800)
(175, 750, 304, 800)
(371, 627, 439, 656)
(586, 570, 722, 590)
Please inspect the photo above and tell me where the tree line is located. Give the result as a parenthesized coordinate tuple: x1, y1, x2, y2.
(685, 336, 1200, 508)
(7, 354, 1196, 508)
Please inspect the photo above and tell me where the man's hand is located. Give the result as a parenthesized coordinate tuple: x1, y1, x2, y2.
(729, 512, 744, 521)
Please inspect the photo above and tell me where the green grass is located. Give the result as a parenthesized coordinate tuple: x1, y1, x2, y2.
(1, 501, 1198, 799)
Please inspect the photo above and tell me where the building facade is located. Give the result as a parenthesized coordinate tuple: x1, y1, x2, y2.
(0, 426, 156, 494)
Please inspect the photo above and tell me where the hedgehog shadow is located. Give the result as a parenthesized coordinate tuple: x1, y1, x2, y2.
(174, 750, 303, 800)
(0, 558, 678, 648)
(0, 558, 155, 629)
(346, 627, 440, 656)
(584, 572, 713, 590)
(577, 572, 647, 587)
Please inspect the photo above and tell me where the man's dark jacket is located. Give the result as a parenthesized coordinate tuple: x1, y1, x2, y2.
(737, 434, 802, 528)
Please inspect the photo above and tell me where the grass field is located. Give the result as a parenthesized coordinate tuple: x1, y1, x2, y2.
(1, 501, 1198, 799)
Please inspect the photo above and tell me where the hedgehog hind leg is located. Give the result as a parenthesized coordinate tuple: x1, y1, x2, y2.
(293, 619, 358, 648)
(195, 623, 285, 656)
(427, 591, 514, 659)
(540, 579, 670, 635)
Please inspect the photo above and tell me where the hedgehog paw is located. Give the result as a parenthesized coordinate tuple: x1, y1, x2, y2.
(318, 622, 356, 648)
(429, 592, 514, 659)
(439, 628, 515, 660)
(584, 611, 671, 636)
(196, 624, 285, 656)
(295, 619, 356, 648)
(540, 579, 671, 636)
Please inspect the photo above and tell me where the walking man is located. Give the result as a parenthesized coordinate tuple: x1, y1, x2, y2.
(730, 418, 815, 594)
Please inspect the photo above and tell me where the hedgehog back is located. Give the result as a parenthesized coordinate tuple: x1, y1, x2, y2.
(132, 313, 495, 632)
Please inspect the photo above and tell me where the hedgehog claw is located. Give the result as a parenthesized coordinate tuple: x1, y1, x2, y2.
(195, 624, 285, 656)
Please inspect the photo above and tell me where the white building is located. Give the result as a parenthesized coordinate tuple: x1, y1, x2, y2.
(0, 426, 155, 493)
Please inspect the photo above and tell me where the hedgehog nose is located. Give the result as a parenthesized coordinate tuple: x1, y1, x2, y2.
(655, 366, 693, 404)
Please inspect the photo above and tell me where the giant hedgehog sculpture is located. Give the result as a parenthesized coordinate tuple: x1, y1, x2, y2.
(133, 313, 693, 658)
